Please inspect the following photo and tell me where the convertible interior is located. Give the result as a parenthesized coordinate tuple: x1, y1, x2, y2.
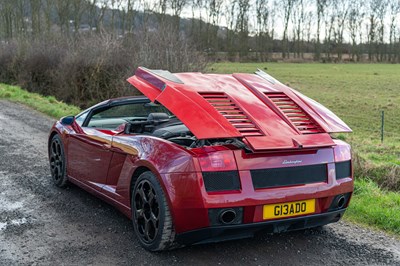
(82, 102, 247, 149)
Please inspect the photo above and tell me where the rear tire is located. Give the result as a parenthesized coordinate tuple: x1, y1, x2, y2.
(131, 171, 178, 251)
(49, 134, 68, 188)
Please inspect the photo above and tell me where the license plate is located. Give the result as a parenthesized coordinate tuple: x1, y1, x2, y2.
(263, 199, 315, 220)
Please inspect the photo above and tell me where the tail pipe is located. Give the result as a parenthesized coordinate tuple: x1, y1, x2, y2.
(219, 209, 237, 224)
(328, 193, 351, 211)
(337, 195, 346, 209)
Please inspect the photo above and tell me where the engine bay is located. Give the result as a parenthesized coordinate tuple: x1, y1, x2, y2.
(124, 112, 248, 150)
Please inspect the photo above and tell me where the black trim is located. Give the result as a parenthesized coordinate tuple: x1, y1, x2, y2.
(202, 171, 241, 192)
(335, 160, 351, 179)
(176, 209, 346, 245)
(251, 164, 327, 189)
(82, 98, 151, 127)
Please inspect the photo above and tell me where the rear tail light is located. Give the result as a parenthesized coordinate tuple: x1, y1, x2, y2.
(196, 150, 241, 192)
(197, 150, 237, 172)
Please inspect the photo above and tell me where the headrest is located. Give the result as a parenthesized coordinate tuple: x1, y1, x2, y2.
(147, 112, 169, 122)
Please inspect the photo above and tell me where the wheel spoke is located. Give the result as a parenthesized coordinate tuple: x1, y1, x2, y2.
(150, 219, 158, 238)
(144, 220, 150, 241)
(148, 189, 155, 204)
(136, 209, 144, 219)
(150, 212, 158, 223)
(57, 143, 62, 156)
(138, 188, 148, 203)
(56, 165, 61, 178)
(51, 142, 57, 155)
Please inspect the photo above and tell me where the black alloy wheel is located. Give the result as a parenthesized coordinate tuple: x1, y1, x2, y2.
(132, 172, 178, 251)
(134, 179, 160, 243)
(49, 135, 68, 187)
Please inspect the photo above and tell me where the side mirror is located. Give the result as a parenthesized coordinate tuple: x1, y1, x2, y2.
(60, 116, 75, 126)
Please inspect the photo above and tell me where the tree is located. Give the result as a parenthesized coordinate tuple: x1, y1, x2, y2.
(225, 0, 237, 54)
(388, 0, 400, 62)
(291, 0, 305, 58)
(170, 0, 188, 30)
(43, 0, 54, 34)
(315, 0, 328, 60)
(55, 0, 71, 34)
(366, 0, 386, 61)
(204, 0, 223, 51)
(236, 0, 250, 56)
(334, 0, 350, 61)
(71, 0, 87, 34)
(281, 0, 295, 59)
(323, 0, 335, 60)
(30, 0, 41, 37)
(348, 0, 364, 61)
(256, 0, 268, 60)
(376, 0, 388, 61)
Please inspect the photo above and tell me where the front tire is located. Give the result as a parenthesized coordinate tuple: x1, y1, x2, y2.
(132, 171, 178, 251)
(49, 134, 68, 188)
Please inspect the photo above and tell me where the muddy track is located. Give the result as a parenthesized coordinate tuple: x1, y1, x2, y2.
(0, 100, 399, 266)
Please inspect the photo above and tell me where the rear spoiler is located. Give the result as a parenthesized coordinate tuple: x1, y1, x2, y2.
(245, 133, 335, 152)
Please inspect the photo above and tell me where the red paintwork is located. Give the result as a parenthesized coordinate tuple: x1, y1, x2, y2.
(127, 67, 352, 152)
(49, 67, 354, 236)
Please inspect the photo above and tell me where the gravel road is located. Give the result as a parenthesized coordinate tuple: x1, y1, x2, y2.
(0, 99, 399, 266)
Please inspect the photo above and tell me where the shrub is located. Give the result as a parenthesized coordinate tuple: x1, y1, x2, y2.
(0, 30, 208, 108)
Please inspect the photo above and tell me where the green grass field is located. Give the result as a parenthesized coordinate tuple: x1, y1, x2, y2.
(1, 63, 399, 236)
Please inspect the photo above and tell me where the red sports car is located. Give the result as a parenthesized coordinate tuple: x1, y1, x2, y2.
(48, 67, 353, 251)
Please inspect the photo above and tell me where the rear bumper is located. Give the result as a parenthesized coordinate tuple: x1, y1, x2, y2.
(176, 209, 346, 245)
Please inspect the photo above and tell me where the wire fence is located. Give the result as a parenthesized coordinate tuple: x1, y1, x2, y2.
(339, 110, 400, 142)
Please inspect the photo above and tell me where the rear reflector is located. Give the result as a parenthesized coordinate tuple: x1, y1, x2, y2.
(202, 171, 241, 192)
(335, 160, 351, 179)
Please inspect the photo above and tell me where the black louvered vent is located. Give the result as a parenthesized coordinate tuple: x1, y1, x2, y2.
(200, 92, 263, 137)
(335, 160, 351, 179)
(266, 92, 322, 134)
(202, 171, 241, 192)
(251, 164, 328, 189)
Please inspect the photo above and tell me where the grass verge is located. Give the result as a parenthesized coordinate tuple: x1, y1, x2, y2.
(0, 83, 80, 118)
(346, 178, 400, 235)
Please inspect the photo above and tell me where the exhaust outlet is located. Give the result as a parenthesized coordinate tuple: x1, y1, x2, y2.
(219, 209, 237, 224)
(337, 195, 346, 209)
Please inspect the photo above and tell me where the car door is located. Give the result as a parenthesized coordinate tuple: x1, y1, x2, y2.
(67, 106, 118, 190)
(67, 127, 114, 189)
